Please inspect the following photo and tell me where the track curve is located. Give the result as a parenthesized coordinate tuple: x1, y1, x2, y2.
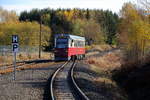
(50, 60, 89, 100)
(50, 61, 69, 100)
(70, 61, 90, 100)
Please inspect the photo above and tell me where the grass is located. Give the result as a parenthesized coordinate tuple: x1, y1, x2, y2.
(91, 44, 114, 51)
(85, 48, 127, 100)
(86, 49, 122, 72)
(86, 44, 115, 52)
(0, 52, 53, 67)
(0, 51, 55, 74)
(0, 55, 13, 66)
(86, 45, 150, 100)
(94, 77, 117, 87)
(0, 61, 59, 74)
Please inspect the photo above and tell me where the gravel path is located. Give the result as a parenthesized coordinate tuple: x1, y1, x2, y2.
(0, 62, 63, 100)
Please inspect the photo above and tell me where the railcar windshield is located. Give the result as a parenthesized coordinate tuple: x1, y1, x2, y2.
(56, 38, 68, 48)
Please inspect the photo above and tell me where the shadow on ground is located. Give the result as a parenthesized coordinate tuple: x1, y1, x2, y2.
(112, 62, 150, 100)
(23, 59, 54, 64)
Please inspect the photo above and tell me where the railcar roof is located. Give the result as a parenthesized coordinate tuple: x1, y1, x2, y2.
(55, 34, 85, 41)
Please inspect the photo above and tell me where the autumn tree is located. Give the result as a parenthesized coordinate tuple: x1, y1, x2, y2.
(119, 2, 150, 60)
(19, 8, 119, 47)
(0, 21, 51, 47)
(0, 7, 18, 22)
(72, 19, 104, 44)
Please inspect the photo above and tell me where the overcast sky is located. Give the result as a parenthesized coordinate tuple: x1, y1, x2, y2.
(0, 0, 136, 14)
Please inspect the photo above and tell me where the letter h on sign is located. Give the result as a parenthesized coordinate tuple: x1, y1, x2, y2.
(12, 35, 19, 43)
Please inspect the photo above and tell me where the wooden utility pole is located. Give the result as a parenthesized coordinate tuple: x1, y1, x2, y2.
(39, 16, 42, 58)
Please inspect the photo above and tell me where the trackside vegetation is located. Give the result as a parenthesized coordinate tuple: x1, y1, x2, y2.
(0, 7, 119, 49)
(0, 0, 150, 100)
(18, 8, 119, 46)
(0, 21, 51, 46)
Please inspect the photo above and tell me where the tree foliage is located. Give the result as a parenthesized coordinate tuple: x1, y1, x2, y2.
(119, 2, 150, 60)
(19, 8, 119, 46)
(72, 19, 104, 44)
(0, 21, 51, 46)
(0, 7, 18, 22)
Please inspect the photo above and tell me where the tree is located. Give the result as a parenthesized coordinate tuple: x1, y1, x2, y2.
(72, 19, 104, 45)
(92, 10, 119, 44)
(86, 8, 90, 20)
(118, 2, 150, 60)
(0, 7, 18, 22)
(19, 11, 29, 21)
(41, 14, 51, 26)
(0, 21, 51, 47)
(29, 9, 41, 22)
(18, 8, 119, 46)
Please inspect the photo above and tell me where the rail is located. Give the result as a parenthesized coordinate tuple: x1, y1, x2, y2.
(50, 60, 89, 100)
(50, 61, 69, 100)
(70, 60, 90, 100)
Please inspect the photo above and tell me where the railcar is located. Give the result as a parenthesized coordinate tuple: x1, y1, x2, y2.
(54, 34, 85, 61)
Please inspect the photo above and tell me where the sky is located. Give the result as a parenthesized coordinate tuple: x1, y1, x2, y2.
(0, 0, 136, 14)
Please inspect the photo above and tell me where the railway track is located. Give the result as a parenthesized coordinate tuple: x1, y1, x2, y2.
(0, 59, 52, 70)
(50, 60, 89, 100)
(0, 62, 34, 73)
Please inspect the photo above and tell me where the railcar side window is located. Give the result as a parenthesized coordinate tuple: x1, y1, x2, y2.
(74, 41, 77, 47)
(77, 41, 84, 47)
(71, 40, 74, 47)
(69, 40, 85, 48)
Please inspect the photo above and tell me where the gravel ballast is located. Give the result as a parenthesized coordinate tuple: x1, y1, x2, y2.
(0, 62, 63, 100)
(74, 61, 127, 100)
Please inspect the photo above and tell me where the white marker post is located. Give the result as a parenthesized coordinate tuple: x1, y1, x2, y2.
(12, 35, 19, 80)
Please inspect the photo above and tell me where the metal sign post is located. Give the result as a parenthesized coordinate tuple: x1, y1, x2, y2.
(12, 35, 19, 80)
(13, 52, 16, 80)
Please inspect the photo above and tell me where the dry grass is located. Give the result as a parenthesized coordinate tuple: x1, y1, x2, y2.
(0, 61, 58, 74)
(86, 45, 150, 100)
(86, 50, 123, 72)
(0, 52, 53, 67)
(0, 56, 13, 66)
(91, 44, 113, 51)
(86, 44, 114, 52)
(94, 77, 117, 87)
(83, 48, 127, 100)
(17, 52, 53, 61)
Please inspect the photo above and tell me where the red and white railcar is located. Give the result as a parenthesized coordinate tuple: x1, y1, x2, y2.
(54, 34, 85, 61)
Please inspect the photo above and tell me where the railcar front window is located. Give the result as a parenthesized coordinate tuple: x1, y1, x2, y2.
(56, 38, 68, 48)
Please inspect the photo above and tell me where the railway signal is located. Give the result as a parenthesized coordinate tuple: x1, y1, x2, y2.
(12, 35, 19, 80)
